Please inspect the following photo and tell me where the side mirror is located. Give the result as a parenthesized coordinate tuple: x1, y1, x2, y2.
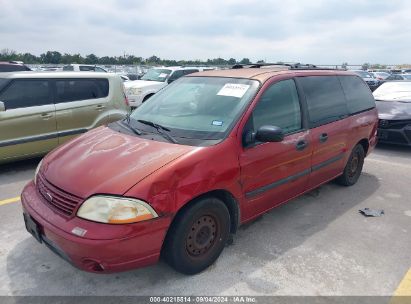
(243, 125, 284, 147)
(0, 101, 5, 112)
(167, 78, 175, 84)
(256, 125, 284, 142)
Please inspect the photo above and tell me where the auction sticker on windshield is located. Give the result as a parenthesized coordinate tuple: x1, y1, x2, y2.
(159, 73, 168, 78)
(217, 83, 250, 98)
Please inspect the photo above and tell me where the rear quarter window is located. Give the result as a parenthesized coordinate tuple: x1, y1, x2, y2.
(297, 76, 348, 128)
(55, 78, 109, 103)
(338, 76, 375, 114)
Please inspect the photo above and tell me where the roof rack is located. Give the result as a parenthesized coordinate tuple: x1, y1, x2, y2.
(232, 62, 346, 71)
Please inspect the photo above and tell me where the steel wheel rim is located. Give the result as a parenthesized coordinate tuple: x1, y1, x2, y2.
(186, 215, 218, 257)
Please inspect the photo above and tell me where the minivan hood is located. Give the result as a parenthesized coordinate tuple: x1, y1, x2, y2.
(124, 80, 164, 89)
(43, 127, 195, 198)
(376, 99, 411, 120)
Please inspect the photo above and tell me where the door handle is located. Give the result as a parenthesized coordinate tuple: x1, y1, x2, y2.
(40, 113, 53, 119)
(319, 133, 328, 143)
(296, 140, 308, 151)
(95, 105, 105, 111)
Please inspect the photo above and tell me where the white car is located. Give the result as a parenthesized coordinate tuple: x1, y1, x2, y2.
(63, 64, 108, 72)
(124, 67, 212, 108)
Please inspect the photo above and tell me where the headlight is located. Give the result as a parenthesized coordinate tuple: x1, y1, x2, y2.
(34, 159, 43, 185)
(129, 87, 142, 95)
(77, 196, 158, 224)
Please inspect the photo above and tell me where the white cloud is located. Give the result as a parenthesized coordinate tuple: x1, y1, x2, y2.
(1, 0, 411, 63)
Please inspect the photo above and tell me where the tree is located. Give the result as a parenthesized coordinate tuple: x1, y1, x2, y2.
(146, 55, 161, 65)
(240, 58, 251, 64)
(227, 58, 236, 65)
(362, 63, 370, 71)
(85, 54, 99, 64)
(40, 51, 62, 64)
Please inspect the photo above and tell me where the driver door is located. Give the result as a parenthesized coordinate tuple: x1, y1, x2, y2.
(239, 78, 313, 219)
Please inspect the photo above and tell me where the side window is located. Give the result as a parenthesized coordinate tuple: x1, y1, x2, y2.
(339, 76, 375, 114)
(0, 79, 50, 110)
(62, 65, 74, 71)
(55, 79, 109, 103)
(298, 76, 348, 128)
(79, 66, 95, 71)
(95, 67, 106, 72)
(252, 79, 302, 134)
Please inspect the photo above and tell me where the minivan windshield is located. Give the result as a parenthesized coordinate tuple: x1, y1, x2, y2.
(141, 69, 172, 82)
(130, 77, 259, 140)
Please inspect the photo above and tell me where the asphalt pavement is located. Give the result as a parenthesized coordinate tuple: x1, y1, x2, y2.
(0, 144, 410, 296)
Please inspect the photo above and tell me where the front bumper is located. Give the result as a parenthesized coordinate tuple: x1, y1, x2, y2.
(377, 119, 411, 146)
(21, 181, 171, 273)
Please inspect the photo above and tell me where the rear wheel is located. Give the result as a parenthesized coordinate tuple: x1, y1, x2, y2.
(336, 144, 365, 186)
(163, 197, 230, 275)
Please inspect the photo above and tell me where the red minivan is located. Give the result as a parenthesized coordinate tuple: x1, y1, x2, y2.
(21, 65, 378, 274)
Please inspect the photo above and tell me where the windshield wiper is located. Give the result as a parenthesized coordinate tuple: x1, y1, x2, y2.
(119, 115, 142, 135)
(137, 119, 178, 144)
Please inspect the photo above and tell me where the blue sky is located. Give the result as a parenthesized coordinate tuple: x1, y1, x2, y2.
(1, 0, 411, 64)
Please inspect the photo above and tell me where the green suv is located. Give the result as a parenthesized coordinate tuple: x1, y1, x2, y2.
(0, 72, 129, 163)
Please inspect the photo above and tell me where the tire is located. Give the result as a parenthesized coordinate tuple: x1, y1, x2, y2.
(336, 144, 365, 186)
(163, 197, 230, 275)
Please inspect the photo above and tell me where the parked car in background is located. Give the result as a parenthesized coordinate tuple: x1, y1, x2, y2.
(373, 81, 411, 146)
(21, 67, 378, 275)
(124, 67, 208, 108)
(352, 70, 380, 91)
(63, 64, 107, 72)
(125, 73, 141, 81)
(0, 72, 129, 163)
(371, 71, 390, 81)
(0, 61, 31, 72)
(385, 74, 411, 81)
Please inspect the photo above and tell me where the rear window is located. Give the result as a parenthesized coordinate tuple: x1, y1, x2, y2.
(298, 76, 349, 128)
(339, 76, 375, 114)
(0, 64, 31, 72)
(55, 79, 109, 103)
(0, 79, 50, 110)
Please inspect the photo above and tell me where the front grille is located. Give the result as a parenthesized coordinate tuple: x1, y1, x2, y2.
(379, 119, 390, 128)
(379, 119, 411, 129)
(386, 132, 408, 144)
(36, 173, 83, 217)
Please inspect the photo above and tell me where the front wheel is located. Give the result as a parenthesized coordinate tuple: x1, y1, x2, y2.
(163, 197, 230, 275)
(336, 144, 365, 186)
